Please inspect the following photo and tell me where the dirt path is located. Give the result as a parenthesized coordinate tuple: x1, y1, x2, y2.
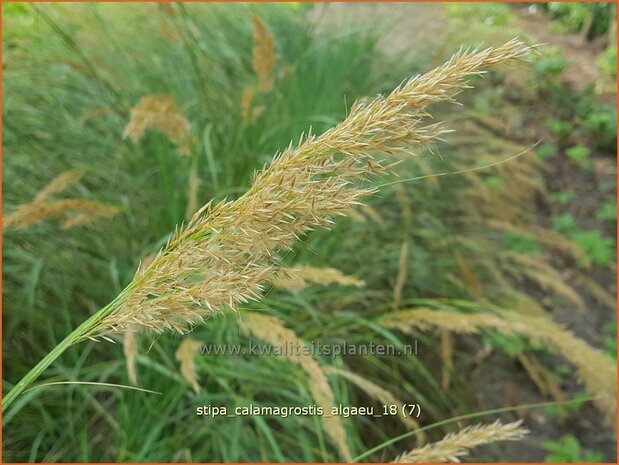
(310, 2, 448, 58)
(512, 4, 612, 93)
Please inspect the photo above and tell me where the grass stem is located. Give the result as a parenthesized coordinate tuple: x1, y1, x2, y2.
(2, 287, 132, 413)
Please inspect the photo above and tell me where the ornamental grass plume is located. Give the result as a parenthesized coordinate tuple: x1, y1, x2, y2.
(3, 170, 119, 231)
(33, 169, 84, 202)
(324, 365, 424, 443)
(251, 15, 276, 92)
(175, 338, 203, 393)
(240, 312, 351, 461)
(379, 308, 617, 423)
(3, 39, 533, 411)
(123, 94, 191, 155)
(271, 266, 365, 292)
(392, 420, 527, 463)
(92, 38, 533, 336)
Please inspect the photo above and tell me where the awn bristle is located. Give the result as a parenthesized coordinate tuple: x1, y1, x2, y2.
(4, 174, 119, 232)
(392, 420, 527, 463)
(92, 39, 532, 336)
(123, 94, 191, 155)
(271, 266, 365, 293)
(240, 312, 351, 461)
(380, 308, 617, 422)
(251, 15, 276, 92)
(175, 338, 202, 393)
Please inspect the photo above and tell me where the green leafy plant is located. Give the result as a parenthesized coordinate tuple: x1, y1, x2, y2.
(482, 333, 531, 356)
(597, 46, 617, 79)
(582, 106, 617, 152)
(503, 233, 543, 254)
(542, 435, 604, 463)
(603, 322, 617, 359)
(565, 145, 591, 170)
(596, 201, 617, 222)
(533, 52, 568, 82)
(571, 230, 614, 266)
(545, 118, 572, 144)
(551, 216, 614, 266)
(483, 175, 504, 189)
(537, 143, 558, 161)
(546, 2, 612, 39)
(552, 214, 578, 236)
(549, 190, 575, 205)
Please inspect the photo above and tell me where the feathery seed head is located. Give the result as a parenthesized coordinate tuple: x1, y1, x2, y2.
(240, 312, 351, 461)
(393, 420, 527, 463)
(380, 308, 617, 422)
(251, 15, 276, 92)
(272, 266, 365, 292)
(94, 39, 533, 336)
(123, 94, 191, 155)
(175, 338, 202, 393)
(33, 169, 84, 203)
(4, 173, 119, 233)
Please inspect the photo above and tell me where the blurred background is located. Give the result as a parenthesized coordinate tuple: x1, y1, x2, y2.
(2, 2, 617, 462)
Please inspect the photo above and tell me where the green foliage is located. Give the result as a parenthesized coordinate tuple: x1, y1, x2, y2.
(603, 322, 617, 359)
(543, 391, 588, 418)
(503, 233, 542, 254)
(545, 118, 572, 144)
(549, 190, 575, 205)
(565, 145, 591, 170)
(552, 214, 577, 236)
(2, 2, 32, 16)
(537, 143, 558, 161)
(533, 51, 568, 83)
(581, 106, 617, 152)
(596, 201, 617, 222)
(571, 230, 615, 266)
(482, 333, 532, 356)
(597, 46, 617, 78)
(545, 2, 612, 39)
(552, 214, 614, 266)
(483, 175, 504, 189)
(542, 435, 604, 463)
(535, 67, 615, 154)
